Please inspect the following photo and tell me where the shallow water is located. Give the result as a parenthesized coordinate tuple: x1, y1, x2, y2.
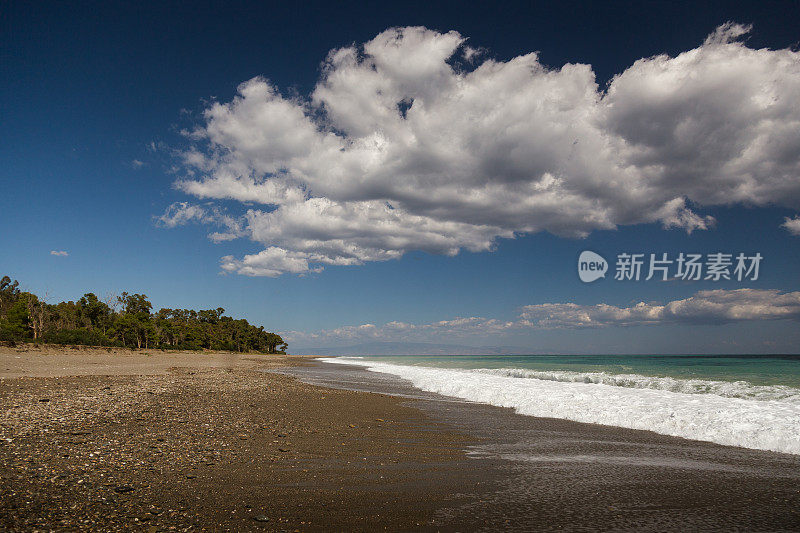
(331, 353, 800, 387)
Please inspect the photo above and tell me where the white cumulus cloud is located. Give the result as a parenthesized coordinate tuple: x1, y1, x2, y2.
(520, 289, 800, 328)
(50, 250, 69, 257)
(162, 24, 800, 276)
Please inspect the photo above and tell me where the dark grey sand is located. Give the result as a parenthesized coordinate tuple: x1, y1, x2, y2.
(1, 346, 799, 531)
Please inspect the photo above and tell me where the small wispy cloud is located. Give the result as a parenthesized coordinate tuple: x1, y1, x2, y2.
(154, 201, 247, 243)
(50, 250, 69, 257)
(131, 159, 146, 169)
(782, 216, 800, 236)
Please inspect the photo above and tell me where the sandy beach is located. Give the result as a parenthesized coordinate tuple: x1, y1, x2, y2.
(1, 346, 799, 531)
(0, 346, 493, 531)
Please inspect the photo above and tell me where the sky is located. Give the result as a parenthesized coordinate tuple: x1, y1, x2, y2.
(2, 1, 800, 354)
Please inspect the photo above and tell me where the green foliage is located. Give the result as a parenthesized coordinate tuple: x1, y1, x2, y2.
(0, 275, 287, 354)
(0, 276, 21, 317)
(41, 328, 116, 346)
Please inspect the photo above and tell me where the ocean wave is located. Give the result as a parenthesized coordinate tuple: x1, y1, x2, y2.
(474, 368, 800, 404)
(323, 357, 800, 455)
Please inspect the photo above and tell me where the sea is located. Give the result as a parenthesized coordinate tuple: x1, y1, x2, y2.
(320, 354, 800, 455)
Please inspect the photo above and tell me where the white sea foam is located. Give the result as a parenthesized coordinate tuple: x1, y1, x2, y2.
(323, 357, 800, 455)
(476, 368, 800, 404)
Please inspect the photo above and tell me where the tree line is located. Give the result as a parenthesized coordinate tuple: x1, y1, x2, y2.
(0, 276, 287, 353)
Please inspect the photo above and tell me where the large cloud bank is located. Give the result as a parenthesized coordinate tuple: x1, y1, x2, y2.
(286, 289, 800, 344)
(161, 23, 800, 276)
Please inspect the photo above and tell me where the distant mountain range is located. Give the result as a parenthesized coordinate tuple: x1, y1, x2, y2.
(293, 341, 536, 356)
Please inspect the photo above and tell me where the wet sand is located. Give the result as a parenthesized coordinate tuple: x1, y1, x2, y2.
(285, 360, 800, 531)
(1, 346, 799, 531)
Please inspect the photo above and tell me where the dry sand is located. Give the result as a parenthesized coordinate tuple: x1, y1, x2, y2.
(0, 345, 305, 378)
(0, 346, 490, 531)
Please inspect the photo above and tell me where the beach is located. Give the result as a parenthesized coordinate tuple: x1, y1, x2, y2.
(1, 346, 799, 531)
(0, 346, 487, 531)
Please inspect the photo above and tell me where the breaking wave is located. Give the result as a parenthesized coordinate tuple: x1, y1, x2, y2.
(323, 357, 800, 455)
(475, 368, 800, 404)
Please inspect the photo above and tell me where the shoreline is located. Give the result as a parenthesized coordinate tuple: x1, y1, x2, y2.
(2, 348, 800, 531)
(286, 360, 800, 530)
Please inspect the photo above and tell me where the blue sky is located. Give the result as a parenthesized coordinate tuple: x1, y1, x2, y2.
(2, 1, 800, 354)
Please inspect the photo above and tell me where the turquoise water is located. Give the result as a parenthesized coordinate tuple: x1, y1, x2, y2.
(344, 354, 800, 388)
